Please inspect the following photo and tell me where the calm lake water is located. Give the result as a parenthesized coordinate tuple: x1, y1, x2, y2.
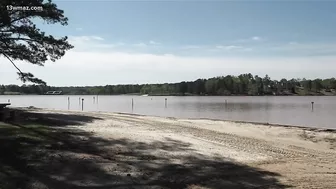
(1, 95, 335, 129)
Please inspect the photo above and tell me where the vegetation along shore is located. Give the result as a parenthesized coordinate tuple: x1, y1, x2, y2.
(1, 73, 336, 96)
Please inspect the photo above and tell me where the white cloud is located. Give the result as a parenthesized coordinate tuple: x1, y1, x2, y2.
(133, 43, 147, 47)
(2, 51, 335, 86)
(289, 41, 298, 45)
(215, 45, 225, 49)
(251, 36, 261, 41)
(69, 35, 104, 43)
(242, 48, 253, 52)
(68, 36, 124, 51)
(182, 45, 248, 52)
(216, 45, 243, 50)
(91, 36, 104, 41)
(181, 45, 203, 49)
(133, 41, 160, 47)
(180, 45, 252, 53)
(1, 35, 336, 86)
(235, 36, 264, 43)
(272, 42, 336, 54)
(149, 40, 160, 45)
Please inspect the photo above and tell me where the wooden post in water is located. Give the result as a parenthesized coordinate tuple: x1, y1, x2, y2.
(8, 99, 10, 103)
(82, 98, 84, 111)
(93, 96, 95, 104)
(311, 101, 314, 111)
(165, 98, 167, 108)
(68, 97, 70, 110)
(79, 97, 81, 106)
(132, 98, 134, 110)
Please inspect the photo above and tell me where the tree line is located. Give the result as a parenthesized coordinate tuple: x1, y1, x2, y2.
(1, 73, 336, 96)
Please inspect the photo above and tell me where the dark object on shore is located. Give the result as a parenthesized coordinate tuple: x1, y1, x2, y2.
(82, 98, 84, 111)
(27, 106, 38, 110)
(45, 91, 63, 95)
(0, 103, 11, 121)
(68, 97, 70, 110)
(0, 103, 10, 109)
(0, 103, 21, 121)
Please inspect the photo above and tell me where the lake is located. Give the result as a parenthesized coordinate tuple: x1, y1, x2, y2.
(0, 95, 335, 129)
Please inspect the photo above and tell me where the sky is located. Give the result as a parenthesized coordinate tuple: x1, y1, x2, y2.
(1, 0, 336, 86)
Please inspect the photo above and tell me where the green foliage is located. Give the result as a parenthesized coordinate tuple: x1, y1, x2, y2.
(1, 73, 335, 96)
(0, 0, 73, 85)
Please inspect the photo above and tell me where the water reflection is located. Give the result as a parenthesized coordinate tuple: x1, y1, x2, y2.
(1, 95, 335, 129)
(178, 102, 310, 112)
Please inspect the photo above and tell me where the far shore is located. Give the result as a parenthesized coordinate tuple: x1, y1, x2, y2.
(1, 93, 336, 96)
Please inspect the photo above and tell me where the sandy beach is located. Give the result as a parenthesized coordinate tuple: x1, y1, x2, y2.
(1, 108, 336, 189)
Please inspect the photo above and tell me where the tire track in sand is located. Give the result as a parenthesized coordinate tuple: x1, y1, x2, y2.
(104, 115, 333, 161)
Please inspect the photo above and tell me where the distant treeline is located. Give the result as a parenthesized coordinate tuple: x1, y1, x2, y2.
(1, 73, 336, 96)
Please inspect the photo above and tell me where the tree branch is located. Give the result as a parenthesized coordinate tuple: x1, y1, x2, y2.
(5, 37, 39, 43)
(0, 0, 72, 85)
(2, 51, 24, 74)
(0, 10, 27, 28)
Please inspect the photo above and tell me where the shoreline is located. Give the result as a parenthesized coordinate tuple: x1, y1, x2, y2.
(13, 107, 336, 132)
(114, 111, 336, 132)
(2, 93, 336, 96)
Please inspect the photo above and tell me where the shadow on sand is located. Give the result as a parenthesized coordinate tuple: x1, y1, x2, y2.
(0, 110, 290, 189)
(13, 109, 104, 127)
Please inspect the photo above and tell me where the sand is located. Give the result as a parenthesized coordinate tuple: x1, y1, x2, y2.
(19, 109, 336, 188)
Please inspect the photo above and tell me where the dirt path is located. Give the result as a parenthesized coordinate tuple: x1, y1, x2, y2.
(20, 109, 336, 188)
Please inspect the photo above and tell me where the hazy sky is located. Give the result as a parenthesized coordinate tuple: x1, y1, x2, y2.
(1, 1, 336, 86)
